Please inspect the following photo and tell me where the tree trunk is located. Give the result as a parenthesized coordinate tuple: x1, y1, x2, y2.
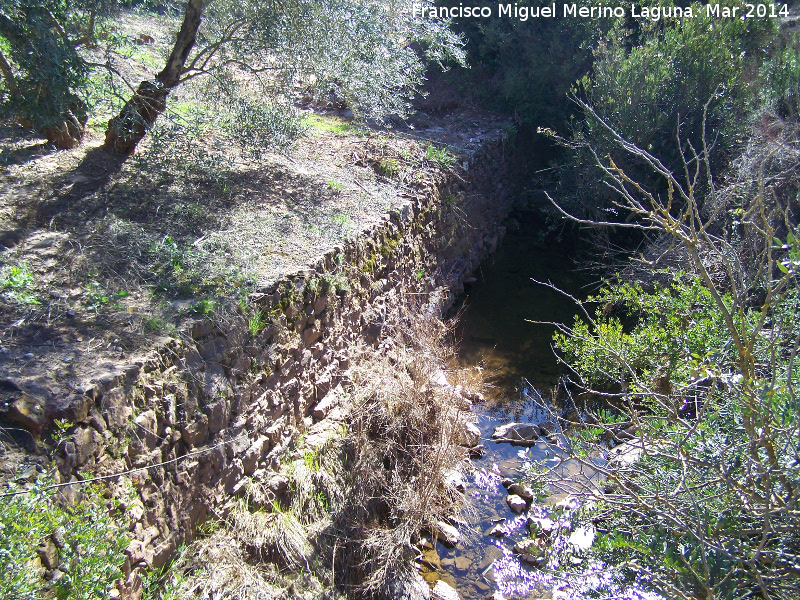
(103, 0, 204, 154)
(40, 96, 89, 149)
(0, 49, 18, 94)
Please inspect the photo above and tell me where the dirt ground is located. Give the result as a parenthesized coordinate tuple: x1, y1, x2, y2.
(0, 9, 507, 448)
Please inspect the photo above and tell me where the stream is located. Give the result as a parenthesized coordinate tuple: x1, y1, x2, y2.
(425, 211, 597, 600)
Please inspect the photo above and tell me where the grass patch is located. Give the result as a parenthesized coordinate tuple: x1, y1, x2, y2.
(302, 449, 320, 473)
(190, 298, 217, 315)
(332, 211, 350, 236)
(1, 264, 40, 305)
(84, 282, 129, 313)
(248, 310, 266, 337)
(303, 113, 353, 134)
(375, 157, 399, 178)
(141, 314, 165, 331)
(425, 143, 456, 167)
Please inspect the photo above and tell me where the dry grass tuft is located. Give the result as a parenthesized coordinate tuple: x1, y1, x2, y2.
(161, 296, 472, 599)
(165, 530, 283, 600)
(328, 299, 471, 598)
(229, 504, 313, 572)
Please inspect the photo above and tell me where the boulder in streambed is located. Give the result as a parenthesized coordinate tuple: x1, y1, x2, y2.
(434, 521, 461, 548)
(444, 469, 466, 492)
(454, 554, 471, 571)
(458, 421, 482, 447)
(568, 525, 596, 551)
(387, 571, 432, 600)
(607, 437, 645, 469)
(492, 422, 540, 446)
(506, 494, 527, 513)
(432, 580, 461, 600)
(537, 420, 559, 443)
(467, 444, 486, 458)
(507, 483, 535, 503)
(555, 495, 579, 512)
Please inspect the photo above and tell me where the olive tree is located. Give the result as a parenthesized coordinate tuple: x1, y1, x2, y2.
(0, 0, 105, 148)
(103, 0, 465, 153)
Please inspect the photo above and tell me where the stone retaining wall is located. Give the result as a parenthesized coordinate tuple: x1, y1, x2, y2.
(48, 137, 514, 590)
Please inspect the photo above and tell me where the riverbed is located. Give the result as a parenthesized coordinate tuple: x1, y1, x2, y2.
(430, 211, 595, 600)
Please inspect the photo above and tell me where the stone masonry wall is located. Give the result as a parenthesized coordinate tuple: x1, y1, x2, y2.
(47, 137, 514, 591)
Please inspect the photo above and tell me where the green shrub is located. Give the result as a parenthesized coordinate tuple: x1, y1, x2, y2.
(0, 478, 129, 600)
(1, 264, 40, 305)
(543, 100, 800, 595)
(424, 143, 455, 167)
(550, 271, 800, 599)
(0, 1, 112, 147)
(761, 26, 800, 118)
(248, 310, 265, 337)
(444, 0, 602, 130)
(555, 275, 744, 393)
(576, 3, 775, 189)
(190, 298, 216, 315)
(223, 98, 305, 158)
(83, 283, 129, 313)
(331, 211, 350, 234)
(148, 236, 203, 298)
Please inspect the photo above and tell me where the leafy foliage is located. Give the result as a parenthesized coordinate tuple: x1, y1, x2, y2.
(555, 275, 748, 392)
(582, 3, 775, 173)
(424, 142, 455, 167)
(544, 78, 800, 595)
(442, 0, 603, 129)
(1, 263, 40, 305)
(553, 270, 800, 598)
(223, 98, 304, 159)
(0, 478, 129, 600)
(104, 0, 465, 152)
(0, 0, 110, 146)
(2, 1, 465, 152)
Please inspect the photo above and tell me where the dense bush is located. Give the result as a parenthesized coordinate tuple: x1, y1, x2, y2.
(540, 76, 800, 596)
(553, 273, 800, 599)
(555, 275, 744, 394)
(0, 478, 129, 600)
(581, 5, 775, 174)
(441, 0, 603, 130)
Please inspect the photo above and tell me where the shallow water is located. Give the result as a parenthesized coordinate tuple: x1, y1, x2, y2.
(436, 212, 597, 600)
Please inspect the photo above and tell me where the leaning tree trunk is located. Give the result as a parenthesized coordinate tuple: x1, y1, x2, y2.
(104, 0, 204, 154)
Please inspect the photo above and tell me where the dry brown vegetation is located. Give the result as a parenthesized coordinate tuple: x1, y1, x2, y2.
(152, 299, 474, 599)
